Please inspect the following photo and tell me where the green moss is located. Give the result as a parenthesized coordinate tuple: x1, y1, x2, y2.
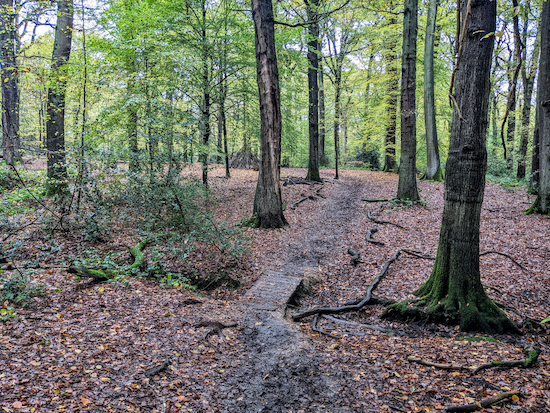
(238, 213, 259, 228)
(455, 336, 499, 343)
(525, 196, 541, 215)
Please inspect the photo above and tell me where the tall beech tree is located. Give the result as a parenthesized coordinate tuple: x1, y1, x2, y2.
(383, 0, 518, 333)
(305, 0, 321, 182)
(0, 0, 20, 165)
(396, 0, 419, 201)
(382, 17, 398, 173)
(250, 0, 287, 228)
(533, 0, 549, 213)
(423, 0, 443, 181)
(46, 0, 74, 195)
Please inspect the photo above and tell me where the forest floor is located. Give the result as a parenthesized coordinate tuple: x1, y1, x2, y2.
(1, 162, 549, 412)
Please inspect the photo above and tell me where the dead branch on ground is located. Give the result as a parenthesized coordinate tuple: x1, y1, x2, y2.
(366, 226, 384, 246)
(407, 356, 469, 371)
(367, 211, 405, 229)
(292, 250, 401, 321)
(401, 249, 435, 260)
(472, 346, 540, 374)
(363, 198, 394, 202)
(445, 390, 520, 412)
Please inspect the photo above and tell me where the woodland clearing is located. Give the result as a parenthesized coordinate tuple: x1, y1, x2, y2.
(0, 162, 549, 412)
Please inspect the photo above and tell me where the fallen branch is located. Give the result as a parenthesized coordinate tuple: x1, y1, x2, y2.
(366, 226, 384, 246)
(480, 250, 529, 272)
(290, 194, 316, 210)
(292, 250, 401, 321)
(367, 211, 405, 229)
(407, 356, 469, 371)
(401, 249, 435, 260)
(347, 248, 362, 267)
(195, 320, 238, 340)
(145, 357, 171, 378)
(472, 346, 540, 374)
(363, 198, 394, 203)
(445, 390, 521, 412)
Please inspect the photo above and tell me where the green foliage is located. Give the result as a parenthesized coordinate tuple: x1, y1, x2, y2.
(455, 336, 499, 343)
(0, 307, 17, 322)
(0, 272, 44, 306)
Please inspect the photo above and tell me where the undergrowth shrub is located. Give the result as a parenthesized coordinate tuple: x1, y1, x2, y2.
(0, 272, 44, 306)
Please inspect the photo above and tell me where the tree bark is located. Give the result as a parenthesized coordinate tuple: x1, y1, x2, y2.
(385, 0, 518, 333)
(333, 68, 341, 180)
(397, 0, 419, 201)
(530, 86, 540, 193)
(250, 0, 287, 228)
(319, 59, 327, 166)
(46, 0, 73, 195)
(517, 11, 540, 179)
(536, 0, 550, 213)
(383, 17, 398, 173)
(199, 2, 211, 186)
(423, 0, 443, 181)
(0, 0, 20, 165)
(305, 0, 321, 182)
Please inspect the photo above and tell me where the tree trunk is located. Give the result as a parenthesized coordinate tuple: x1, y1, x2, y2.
(536, 0, 550, 213)
(46, 0, 73, 195)
(127, 70, 139, 174)
(384, 0, 518, 334)
(517, 29, 539, 179)
(199, 2, 211, 186)
(333, 69, 342, 180)
(319, 59, 327, 166)
(530, 86, 540, 193)
(250, 0, 287, 228)
(397, 0, 419, 201)
(305, 0, 321, 182)
(423, 0, 443, 181)
(0, 0, 20, 165)
(383, 18, 398, 173)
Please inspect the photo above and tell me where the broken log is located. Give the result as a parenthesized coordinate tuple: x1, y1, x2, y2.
(366, 226, 384, 246)
(347, 248, 362, 267)
(292, 250, 401, 321)
(445, 390, 521, 412)
(367, 211, 405, 229)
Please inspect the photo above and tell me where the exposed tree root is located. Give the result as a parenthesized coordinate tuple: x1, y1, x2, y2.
(290, 194, 317, 210)
(472, 346, 540, 374)
(363, 198, 394, 203)
(347, 248, 362, 267)
(292, 250, 401, 321)
(479, 250, 529, 272)
(401, 249, 435, 260)
(445, 390, 520, 412)
(144, 357, 171, 378)
(195, 320, 238, 341)
(314, 185, 326, 198)
(407, 356, 468, 371)
(367, 211, 405, 229)
(282, 176, 320, 186)
(366, 226, 384, 246)
(322, 314, 393, 333)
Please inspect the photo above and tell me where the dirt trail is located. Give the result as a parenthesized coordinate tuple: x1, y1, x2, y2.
(222, 177, 368, 413)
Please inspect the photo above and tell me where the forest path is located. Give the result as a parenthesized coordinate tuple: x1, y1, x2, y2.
(222, 176, 367, 413)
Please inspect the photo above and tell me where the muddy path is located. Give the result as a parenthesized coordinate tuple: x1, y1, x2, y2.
(221, 177, 369, 413)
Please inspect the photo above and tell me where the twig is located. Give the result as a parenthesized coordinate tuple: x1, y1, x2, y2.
(407, 356, 469, 371)
(292, 250, 401, 321)
(445, 390, 521, 412)
(366, 226, 384, 246)
(367, 211, 405, 229)
(480, 250, 528, 272)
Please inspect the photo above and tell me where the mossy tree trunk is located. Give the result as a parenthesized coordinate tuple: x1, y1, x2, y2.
(251, 0, 287, 229)
(384, 0, 518, 334)
(397, 0, 419, 201)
